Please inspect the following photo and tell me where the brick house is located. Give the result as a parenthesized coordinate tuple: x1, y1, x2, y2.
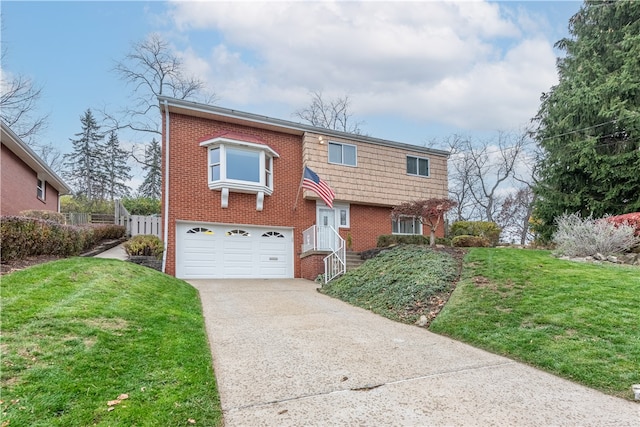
(159, 96, 449, 280)
(1, 122, 71, 216)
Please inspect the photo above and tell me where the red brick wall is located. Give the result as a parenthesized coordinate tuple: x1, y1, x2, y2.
(300, 253, 327, 281)
(162, 112, 448, 278)
(1, 144, 60, 216)
(339, 204, 446, 251)
(163, 112, 316, 277)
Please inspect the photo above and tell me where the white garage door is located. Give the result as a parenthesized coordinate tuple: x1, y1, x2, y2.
(175, 222, 293, 279)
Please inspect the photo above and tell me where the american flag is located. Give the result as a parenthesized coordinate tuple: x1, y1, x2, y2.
(302, 166, 335, 208)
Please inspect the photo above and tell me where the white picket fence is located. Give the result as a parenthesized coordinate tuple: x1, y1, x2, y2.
(115, 200, 162, 238)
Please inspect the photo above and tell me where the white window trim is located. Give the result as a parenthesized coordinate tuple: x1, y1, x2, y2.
(316, 201, 350, 229)
(392, 216, 423, 235)
(200, 138, 278, 196)
(37, 177, 46, 201)
(328, 141, 357, 167)
(406, 155, 430, 178)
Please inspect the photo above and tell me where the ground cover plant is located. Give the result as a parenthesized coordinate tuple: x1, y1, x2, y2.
(1, 258, 222, 426)
(320, 245, 462, 324)
(429, 248, 640, 400)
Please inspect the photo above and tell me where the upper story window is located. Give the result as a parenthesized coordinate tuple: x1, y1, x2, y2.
(201, 132, 278, 196)
(392, 216, 422, 235)
(37, 178, 46, 201)
(407, 155, 429, 177)
(328, 142, 357, 166)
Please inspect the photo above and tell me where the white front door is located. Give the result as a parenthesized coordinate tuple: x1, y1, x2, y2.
(317, 208, 337, 250)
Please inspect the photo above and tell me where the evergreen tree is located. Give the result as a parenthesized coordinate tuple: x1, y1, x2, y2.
(103, 131, 132, 201)
(64, 109, 105, 200)
(137, 138, 161, 199)
(532, 0, 640, 241)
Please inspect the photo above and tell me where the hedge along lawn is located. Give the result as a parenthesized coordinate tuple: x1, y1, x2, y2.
(1, 258, 222, 426)
(429, 248, 640, 400)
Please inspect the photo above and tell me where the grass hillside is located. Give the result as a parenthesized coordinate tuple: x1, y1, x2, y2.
(430, 248, 640, 400)
(322, 245, 640, 400)
(1, 258, 222, 426)
(320, 245, 462, 324)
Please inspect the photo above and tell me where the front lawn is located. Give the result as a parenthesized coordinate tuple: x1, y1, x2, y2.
(430, 248, 640, 400)
(1, 258, 222, 426)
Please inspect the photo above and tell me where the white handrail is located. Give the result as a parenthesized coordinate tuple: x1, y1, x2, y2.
(323, 226, 346, 283)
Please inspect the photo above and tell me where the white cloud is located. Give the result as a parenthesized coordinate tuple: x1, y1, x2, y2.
(167, 0, 559, 133)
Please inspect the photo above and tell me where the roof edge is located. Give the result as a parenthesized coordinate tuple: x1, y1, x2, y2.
(158, 96, 450, 158)
(1, 122, 72, 195)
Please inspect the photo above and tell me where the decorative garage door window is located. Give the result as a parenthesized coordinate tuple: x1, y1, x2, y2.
(262, 231, 285, 238)
(187, 227, 213, 234)
(226, 229, 250, 237)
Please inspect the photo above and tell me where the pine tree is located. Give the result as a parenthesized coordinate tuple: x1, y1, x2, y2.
(137, 138, 161, 199)
(103, 131, 132, 201)
(64, 109, 105, 200)
(532, 0, 640, 241)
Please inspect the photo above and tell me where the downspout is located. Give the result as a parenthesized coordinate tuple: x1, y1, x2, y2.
(161, 100, 170, 273)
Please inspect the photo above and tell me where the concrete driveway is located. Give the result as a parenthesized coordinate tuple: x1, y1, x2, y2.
(189, 279, 639, 426)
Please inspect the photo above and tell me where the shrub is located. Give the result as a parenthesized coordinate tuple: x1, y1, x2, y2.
(450, 221, 501, 246)
(124, 235, 164, 259)
(377, 234, 429, 247)
(18, 209, 66, 224)
(552, 213, 640, 257)
(452, 235, 490, 247)
(122, 197, 161, 215)
(606, 212, 640, 236)
(0, 217, 126, 262)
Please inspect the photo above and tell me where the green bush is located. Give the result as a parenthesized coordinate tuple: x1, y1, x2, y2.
(122, 197, 161, 215)
(0, 217, 126, 262)
(452, 235, 490, 247)
(435, 237, 452, 246)
(123, 235, 164, 259)
(18, 209, 66, 224)
(377, 234, 429, 247)
(450, 221, 501, 246)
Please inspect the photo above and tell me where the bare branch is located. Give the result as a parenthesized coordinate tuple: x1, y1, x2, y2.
(294, 91, 365, 135)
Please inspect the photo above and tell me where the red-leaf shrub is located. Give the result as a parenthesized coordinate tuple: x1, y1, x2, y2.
(606, 212, 640, 236)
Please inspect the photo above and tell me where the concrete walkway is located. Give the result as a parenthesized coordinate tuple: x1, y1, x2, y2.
(92, 243, 128, 260)
(189, 279, 639, 426)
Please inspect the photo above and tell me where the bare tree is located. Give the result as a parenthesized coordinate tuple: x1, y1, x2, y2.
(34, 142, 64, 174)
(460, 132, 527, 222)
(496, 186, 535, 245)
(442, 135, 481, 221)
(294, 91, 364, 135)
(0, 47, 48, 141)
(108, 33, 215, 136)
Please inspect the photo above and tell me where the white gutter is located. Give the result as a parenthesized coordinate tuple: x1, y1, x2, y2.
(161, 100, 170, 273)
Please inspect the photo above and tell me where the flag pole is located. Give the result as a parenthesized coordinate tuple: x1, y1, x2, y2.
(292, 166, 306, 211)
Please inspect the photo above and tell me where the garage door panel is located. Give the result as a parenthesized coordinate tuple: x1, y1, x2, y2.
(176, 222, 292, 279)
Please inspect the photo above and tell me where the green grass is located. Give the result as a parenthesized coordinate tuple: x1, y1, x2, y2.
(1, 258, 222, 426)
(429, 248, 640, 400)
(320, 245, 459, 323)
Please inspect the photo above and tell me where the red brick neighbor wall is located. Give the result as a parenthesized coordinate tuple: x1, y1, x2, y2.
(1, 144, 60, 216)
(162, 112, 316, 277)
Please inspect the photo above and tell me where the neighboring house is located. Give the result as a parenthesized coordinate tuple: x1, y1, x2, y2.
(1, 122, 71, 216)
(159, 96, 449, 280)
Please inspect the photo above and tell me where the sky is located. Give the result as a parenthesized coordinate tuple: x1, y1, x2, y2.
(1, 0, 582, 186)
